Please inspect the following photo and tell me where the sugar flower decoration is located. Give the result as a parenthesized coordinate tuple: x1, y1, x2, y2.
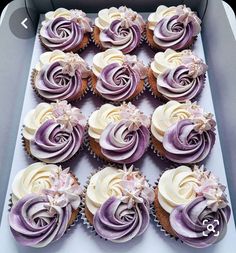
(124, 55, 147, 79)
(193, 165, 228, 211)
(44, 167, 83, 210)
(185, 101, 216, 133)
(120, 102, 150, 131)
(119, 165, 154, 208)
(61, 53, 90, 78)
(69, 9, 92, 32)
(52, 101, 86, 132)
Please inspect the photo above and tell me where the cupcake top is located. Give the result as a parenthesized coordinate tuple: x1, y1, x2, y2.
(88, 102, 150, 164)
(34, 50, 90, 101)
(40, 8, 92, 52)
(148, 5, 201, 50)
(85, 165, 154, 243)
(151, 101, 216, 163)
(150, 49, 207, 101)
(23, 100, 86, 163)
(95, 6, 145, 53)
(92, 49, 147, 102)
(157, 165, 231, 248)
(9, 163, 83, 248)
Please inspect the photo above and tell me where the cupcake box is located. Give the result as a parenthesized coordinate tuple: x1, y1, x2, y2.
(0, 1, 236, 253)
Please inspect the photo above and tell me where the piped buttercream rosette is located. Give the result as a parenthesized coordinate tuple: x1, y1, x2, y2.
(22, 100, 86, 163)
(40, 8, 93, 52)
(92, 49, 147, 102)
(152, 165, 231, 248)
(9, 163, 83, 248)
(87, 102, 150, 164)
(81, 165, 154, 243)
(93, 6, 145, 53)
(151, 100, 216, 164)
(148, 49, 208, 102)
(146, 5, 201, 51)
(32, 50, 91, 102)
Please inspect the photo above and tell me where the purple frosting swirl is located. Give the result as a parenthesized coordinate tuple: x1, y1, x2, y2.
(99, 121, 150, 164)
(93, 196, 149, 242)
(36, 62, 83, 101)
(40, 17, 84, 52)
(163, 119, 215, 164)
(30, 120, 85, 163)
(157, 65, 205, 102)
(100, 20, 142, 54)
(170, 197, 231, 248)
(9, 194, 72, 248)
(153, 14, 200, 51)
(96, 62, 140, 102)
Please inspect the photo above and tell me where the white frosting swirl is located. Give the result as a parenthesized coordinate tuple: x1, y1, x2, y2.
(95, 6, 144, 31)
(12, 162, 59, 201)
(158, 166, 200, 213)
(150, 49, 187, 77)
(22, 103, 54, 140)
(151, 101, 191, 142)
(85, 167, 124, 214)
(148, 5, 177, 30)
(88, 104, 121, 141)
(92, 49, 125, 77)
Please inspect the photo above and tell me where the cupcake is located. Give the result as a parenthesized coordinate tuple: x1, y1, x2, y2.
(22, 100, 86, 163)
(153, 165, 231, 248)
(82, 165, 154, 242)
(146, 5, 201, 51)
(93, 6, 145, 53)
(88, 102, 150, 164)
(148, 49, 208, 102)
(92, 49, 147, 102)
(40, 8, 92, 52)
(9, 162, 83, 248)
(32, 50, 91, 102)
(151, 100, 216, 163)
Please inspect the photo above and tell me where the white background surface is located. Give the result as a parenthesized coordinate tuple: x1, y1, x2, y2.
(0, 13, 236, 253)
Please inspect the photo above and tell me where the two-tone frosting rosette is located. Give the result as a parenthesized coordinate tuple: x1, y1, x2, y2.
(81, 165, 154, 243)
(151, 100, 216, 164)
(146, 5, 201, 51)
(22, 100, 86, 163)
(148, 49, 208, 102)
(93, 6, 145, 53)
(153, 165, 231, 248)
(92, 49, 147, 102)
(9, 162, 83, 248)
(40, 8, 93, 52)
(32, 50, 91, 102)
(87, 102, 150, 164)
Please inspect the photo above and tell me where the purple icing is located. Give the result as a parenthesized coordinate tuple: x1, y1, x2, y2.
(9, 194, 72, 247)
(99, 120, 150, 164)
(93, 196, 149, 243)
(100, 20, 142, 54)
(157, 65, 205, 102)
(163, 119, 215, 164)
(170, 197, 231, 248)
(96, 62, 140, 102)
(30, 120, 85, 163)
(36, 62, 83, 101)
(153, 13, 201, 51)
(40, 17, 84, 52)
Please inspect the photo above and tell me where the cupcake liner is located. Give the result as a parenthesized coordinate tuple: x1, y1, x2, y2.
(31, 67, 92, 103)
